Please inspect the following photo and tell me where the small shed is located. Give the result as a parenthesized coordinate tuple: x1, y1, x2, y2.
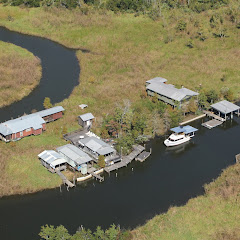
(79, 104, 88, 110)
(57, 144, 92, 172)
(78, 113, 95, 129)
(38, 150, 67, 173)
(211, 100, 240, 119)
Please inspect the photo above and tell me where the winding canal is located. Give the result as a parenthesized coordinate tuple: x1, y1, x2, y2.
(0, 27, 80, 122)
(0, 27, 238, 240)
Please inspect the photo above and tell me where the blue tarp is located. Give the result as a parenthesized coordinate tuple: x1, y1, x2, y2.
(170, 125, 198, 134)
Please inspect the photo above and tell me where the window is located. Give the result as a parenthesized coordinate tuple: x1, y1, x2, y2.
(20, 131, 23, 137)
(26, 128, 31, 132)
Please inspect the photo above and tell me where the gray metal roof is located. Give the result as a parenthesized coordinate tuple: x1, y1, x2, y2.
(78, 113, 94, 122)
(57, 144, 92, 165)
(38, 150, 67, 167)
(0, 106, 64, 136)
(146, 83, 198, 102)
(36, 106, 65, 118)
(211, 100, 240, 114)
(146, 77, 168, 84)
(0, 114, 45, 135)
(79, 136, 115, 155)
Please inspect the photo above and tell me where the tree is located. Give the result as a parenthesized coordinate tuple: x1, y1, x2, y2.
(206, 89, 219, 103)
(187, 98, 198, 113)
(39, 225, 56, 240)
(43, 97, 53, 109)
(98, 155, 105, 168)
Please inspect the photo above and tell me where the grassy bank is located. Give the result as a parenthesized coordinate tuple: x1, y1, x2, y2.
(0, 3, 239, 196)
(132, 162, 240, 240)
(0, 41, 42, 108)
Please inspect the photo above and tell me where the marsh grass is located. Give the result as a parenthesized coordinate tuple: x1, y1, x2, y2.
(0, 41, 42, 107)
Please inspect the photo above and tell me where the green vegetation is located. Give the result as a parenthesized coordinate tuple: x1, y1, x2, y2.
(132, 162, 240, 239)
(0, 0, 239, 196)
(43, 97, 53, 109)
(39, 224, 131, 240)
(0, 41, 42, 108)
(98, 155, 106, 168)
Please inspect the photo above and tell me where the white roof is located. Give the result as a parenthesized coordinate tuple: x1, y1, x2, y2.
(79, 136, 115, 155)
(146, 83, 198, 101)
(211, 100, 240, 114)
(78, 113, 94, 122)
(146, 77, 168, 84)
(38, 150, 67, 168)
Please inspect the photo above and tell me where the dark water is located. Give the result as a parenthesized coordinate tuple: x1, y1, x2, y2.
(0, 27, 80, 122)
(0, 117, 238, 239)
(0, 27, 238, 239)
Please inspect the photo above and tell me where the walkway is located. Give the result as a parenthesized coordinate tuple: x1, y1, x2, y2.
(104, 145, 145, 173)
(56, 170, 75, 188)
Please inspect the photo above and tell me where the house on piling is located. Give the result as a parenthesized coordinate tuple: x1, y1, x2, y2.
(38, 150, 68, 173)
(146, 77, 198, 108)
(0, 106, 65, 142)
(78, 136, 120, 165)
(78, 113, 95, 130)
(57, 144, 93, 172)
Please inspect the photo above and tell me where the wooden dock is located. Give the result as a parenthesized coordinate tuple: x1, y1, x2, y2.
(135, 150, 151, 162)
(202, 110, 226, 129)
(104, 145, 145, 173)
(91, 172, 104, 182)
(203, 110, 226, 122)
(202, 119, 223, 129)
(56, 170, 75, 188)
(179, 114, 206, 126)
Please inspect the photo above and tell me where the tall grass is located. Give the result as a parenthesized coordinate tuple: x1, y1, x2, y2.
(0, 41, 42, 107)
(0, 4, 239, 196)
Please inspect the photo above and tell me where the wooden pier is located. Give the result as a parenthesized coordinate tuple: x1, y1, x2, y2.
(202, 110, 225, 129)
(202, 119, 223, 129)
(104, 145, 145, 173)
(56, 170, 75, 188)
(91, 172, 104, 182)
(203, 110, 226, 122)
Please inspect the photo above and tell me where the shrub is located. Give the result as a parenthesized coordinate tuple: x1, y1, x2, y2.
(98, 155, 105, 168)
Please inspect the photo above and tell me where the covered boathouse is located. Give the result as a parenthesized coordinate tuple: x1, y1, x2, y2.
(210, 100, 240, 120)
(0, 106, 65, 142)
(38, 150, 68, 173)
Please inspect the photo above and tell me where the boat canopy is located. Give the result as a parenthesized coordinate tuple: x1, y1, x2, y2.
(170, 125, 198, 134)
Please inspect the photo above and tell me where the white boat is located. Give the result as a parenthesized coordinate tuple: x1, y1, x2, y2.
(164, 125, 198, 147)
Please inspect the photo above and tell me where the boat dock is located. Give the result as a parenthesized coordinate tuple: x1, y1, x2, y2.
(91, 172, 104, 182)
(56, 170, 75, 188)
(202, 110, 226, 129)
(104, 145, 145, 173)
(135, 150, 151, 162)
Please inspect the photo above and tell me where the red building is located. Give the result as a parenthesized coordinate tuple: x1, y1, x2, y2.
(0, 106, 64, 142)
